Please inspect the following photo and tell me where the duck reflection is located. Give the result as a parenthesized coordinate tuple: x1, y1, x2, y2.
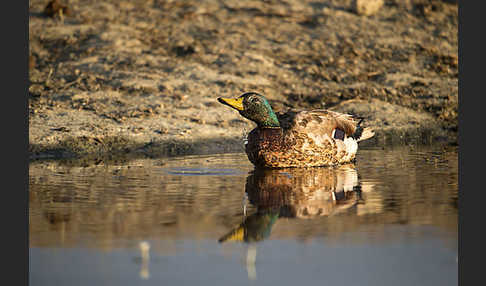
(219, 164, 363, 244)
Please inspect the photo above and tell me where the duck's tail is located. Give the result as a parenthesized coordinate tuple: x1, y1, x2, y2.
(352, 119, 375, 142)
(357, 127, 375, 142)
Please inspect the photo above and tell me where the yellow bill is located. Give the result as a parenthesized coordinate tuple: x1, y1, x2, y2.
(218, 97, 245, 111)
(218, 226, 245, 243)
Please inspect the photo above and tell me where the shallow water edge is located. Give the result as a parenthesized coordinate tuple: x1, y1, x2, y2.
(29, 128, 457, 164)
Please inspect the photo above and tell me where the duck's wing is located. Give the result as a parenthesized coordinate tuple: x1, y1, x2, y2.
(277, 109, 360, 138)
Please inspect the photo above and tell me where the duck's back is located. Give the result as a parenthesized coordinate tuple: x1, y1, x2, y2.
(245, 109, 374, 168)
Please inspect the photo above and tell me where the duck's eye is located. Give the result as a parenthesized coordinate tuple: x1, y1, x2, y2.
(251, 97, 259, 103)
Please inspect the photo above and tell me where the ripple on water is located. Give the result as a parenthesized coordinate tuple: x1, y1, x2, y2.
(165, 167, 245, 176)
(29, 145, 458, 286)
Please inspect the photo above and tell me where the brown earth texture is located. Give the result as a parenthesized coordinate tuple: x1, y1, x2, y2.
(29, 0, 458, 161)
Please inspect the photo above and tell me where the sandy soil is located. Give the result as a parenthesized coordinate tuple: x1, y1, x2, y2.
(29, 0, 458, 160)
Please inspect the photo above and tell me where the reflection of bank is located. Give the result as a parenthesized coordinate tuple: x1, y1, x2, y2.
(218, 164, 374, 280)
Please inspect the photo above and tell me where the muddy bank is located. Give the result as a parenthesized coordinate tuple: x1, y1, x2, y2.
(29, 0, 458, 161)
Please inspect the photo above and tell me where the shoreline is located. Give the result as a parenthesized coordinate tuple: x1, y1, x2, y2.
(29, 0, 458, 162)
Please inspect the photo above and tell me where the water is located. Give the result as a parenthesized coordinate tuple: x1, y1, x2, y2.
(29, 145, 458, 286)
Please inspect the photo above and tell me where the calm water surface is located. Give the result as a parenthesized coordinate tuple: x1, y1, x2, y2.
(29, 145, 458, 286)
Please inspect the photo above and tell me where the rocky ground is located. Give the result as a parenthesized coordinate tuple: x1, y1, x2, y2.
(29, 0, 458, 161)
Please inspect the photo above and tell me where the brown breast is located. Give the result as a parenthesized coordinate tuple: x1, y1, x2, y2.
(245, 128, 284, 166)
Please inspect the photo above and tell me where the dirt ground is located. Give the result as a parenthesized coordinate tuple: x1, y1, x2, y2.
(29, 0, 458, 161)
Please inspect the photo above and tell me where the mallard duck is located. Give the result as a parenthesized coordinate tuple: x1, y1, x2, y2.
(218, 165, 364, 243)
(245, 166, 363, 219)
(218, 92, 375, 168)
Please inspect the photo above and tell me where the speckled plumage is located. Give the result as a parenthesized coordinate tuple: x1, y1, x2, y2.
(218, 164, 363, 243)
(245, 165, 362, 219)
(218, 92, 374, 168)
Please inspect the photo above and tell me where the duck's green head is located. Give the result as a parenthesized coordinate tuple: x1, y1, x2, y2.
(218, 92, 280, 128)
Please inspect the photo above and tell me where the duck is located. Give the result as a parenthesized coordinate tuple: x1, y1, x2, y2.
(218, 165, 364, 243)
(217, 92, 375, 168)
